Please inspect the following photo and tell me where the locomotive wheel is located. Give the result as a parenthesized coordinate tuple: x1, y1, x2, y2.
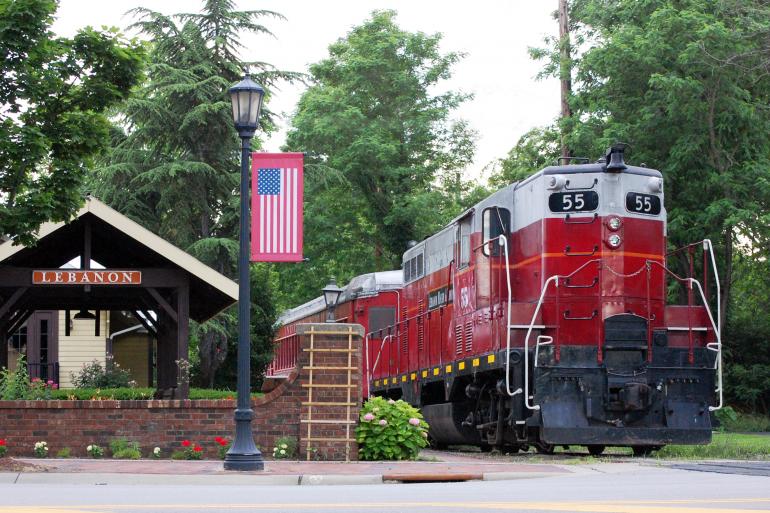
(587, 445, 605, 456)
(501, 444, 520, 455)
(535, 442, 555, 455)
(632, 445, 657, 457)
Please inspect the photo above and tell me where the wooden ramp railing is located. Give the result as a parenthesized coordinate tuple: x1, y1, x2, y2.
(300, 325, 359, 461)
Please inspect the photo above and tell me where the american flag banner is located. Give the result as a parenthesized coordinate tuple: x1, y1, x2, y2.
(250, 152, 304, 262)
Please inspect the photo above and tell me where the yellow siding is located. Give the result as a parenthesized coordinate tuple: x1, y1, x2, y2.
(113, 334, 150, 387)
(57, 311, 108, 388)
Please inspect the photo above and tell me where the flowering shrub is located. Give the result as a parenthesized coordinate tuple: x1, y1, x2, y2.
(152, 447, 161, 459)
(174, 440, 203, 460)
(215, 437, 231, 460)
(272, 436, 297, 459)
(86, 444, 104, 458)
(0, 439, 7, 458)
(71, 355, 133, 389)
(33, 441, 49, 458)
(355, 397, 429, 461)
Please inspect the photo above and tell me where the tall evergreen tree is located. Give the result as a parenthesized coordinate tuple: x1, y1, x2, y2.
(88, 0, 298, 387)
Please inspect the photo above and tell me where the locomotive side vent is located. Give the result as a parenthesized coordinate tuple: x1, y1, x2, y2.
(401, 306, 408, 355)
(455, 324, 463, 355)
(464, 321, 473, 353)
(417, 300, 425, 351)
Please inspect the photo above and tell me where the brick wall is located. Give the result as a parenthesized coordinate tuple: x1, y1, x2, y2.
(0, 323, 363, 461)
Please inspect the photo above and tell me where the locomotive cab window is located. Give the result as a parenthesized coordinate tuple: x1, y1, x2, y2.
(482, 207, 510, 257)
(457, 216, 472, 268)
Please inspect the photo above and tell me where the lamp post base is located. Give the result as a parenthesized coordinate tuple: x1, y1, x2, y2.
(223, 452, 264, 471)
(223, 407, 264, 471)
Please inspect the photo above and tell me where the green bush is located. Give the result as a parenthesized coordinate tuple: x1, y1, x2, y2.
(355, 397, 429, 461)
(0, 356, 30, 399)
(716, 406, 770, 432)
(272, 436, 297, 459)
(42, 387, 262, 401)
(110, 438, 141, 459)
(56, 447, 71, 458)
(71, 355, 134, 389)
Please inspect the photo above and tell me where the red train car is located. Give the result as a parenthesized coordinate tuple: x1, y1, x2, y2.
(368, 146, 722, 455)
(266, 271, 402, 398)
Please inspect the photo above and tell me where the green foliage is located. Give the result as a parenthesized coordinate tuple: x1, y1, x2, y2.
(86, 444, 104, 458)
(170, 450, 187, 460)
(355, 397, 429, 461)
(0, 0, 144, 243)
(56, 447, 71, 458)
(87, 0, 286, 388)
(110, 439, 141, 459)
(656, 432, 770, 460)
(0, 357, 31, 400)
(490, 126, 561, 188)
(281, 10, 478, 308)
(271, 436, 297, 460)
(70, 356, 133, 389)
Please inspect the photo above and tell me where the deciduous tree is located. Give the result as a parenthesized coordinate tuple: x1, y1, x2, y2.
(0, 0, 144, 244)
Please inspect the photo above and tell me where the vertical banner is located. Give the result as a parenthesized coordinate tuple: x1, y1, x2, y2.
(250, 152, 304, 262)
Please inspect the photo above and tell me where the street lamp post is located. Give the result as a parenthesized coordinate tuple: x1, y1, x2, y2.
(322, 278, 343, 323)
(224, 73, 265, 471)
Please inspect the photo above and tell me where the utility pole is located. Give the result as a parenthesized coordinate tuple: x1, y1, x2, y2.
(559, 0, 572, 160)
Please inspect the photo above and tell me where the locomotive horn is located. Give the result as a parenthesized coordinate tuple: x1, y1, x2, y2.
(605, 143, 628, 172)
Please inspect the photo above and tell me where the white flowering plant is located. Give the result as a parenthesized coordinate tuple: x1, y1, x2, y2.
(86, 444, 104, 458)
(356, 396, 429, 461)
(33, 441, 49, 458)
(152, 447, 161, 459)
(272, 436, 297, 460)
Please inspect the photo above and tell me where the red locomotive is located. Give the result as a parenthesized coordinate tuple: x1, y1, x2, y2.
(369, 145, 721, 455)
(270, 145, 722, 455)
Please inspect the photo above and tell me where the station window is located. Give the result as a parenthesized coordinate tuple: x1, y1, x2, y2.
(482, 207, 511, 257)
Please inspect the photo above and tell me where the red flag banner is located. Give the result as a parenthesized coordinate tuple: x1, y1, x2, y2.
(250, 152, 304, 262)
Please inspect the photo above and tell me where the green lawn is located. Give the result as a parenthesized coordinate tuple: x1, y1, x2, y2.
(655, 432, 770, 460)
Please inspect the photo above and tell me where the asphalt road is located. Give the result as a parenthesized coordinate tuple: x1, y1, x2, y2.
(0, 463, 768, 513)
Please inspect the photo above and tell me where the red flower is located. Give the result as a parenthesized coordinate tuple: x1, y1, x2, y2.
(0, 439, 6, 446)
(214, 436, 222, 443)
(181, 440, 191, 447)
(217, 439, 228, 446)
(193, 446, 203, 452)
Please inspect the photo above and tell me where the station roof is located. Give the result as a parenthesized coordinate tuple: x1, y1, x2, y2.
(0, 196, 237, 322)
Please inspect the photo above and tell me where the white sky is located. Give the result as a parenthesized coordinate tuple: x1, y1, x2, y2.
(52, 1, 560, 183)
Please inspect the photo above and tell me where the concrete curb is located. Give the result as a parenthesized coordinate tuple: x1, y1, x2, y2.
(0, 470, 562, 486)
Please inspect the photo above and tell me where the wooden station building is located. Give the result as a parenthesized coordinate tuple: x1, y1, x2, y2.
(0, 197, 238, 398)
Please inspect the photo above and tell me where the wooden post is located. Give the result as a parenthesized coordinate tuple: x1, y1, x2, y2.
(0, 324, 8, 370)
(559, 0, 572, 160)
(176, 280, 190, 399)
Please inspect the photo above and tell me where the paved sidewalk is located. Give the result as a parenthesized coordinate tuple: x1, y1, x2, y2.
(0, 452, 570, 486)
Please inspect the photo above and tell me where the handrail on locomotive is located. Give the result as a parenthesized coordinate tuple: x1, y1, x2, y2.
(515, 238, 722, 412)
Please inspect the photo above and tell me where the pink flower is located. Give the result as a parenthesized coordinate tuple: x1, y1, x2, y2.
(52, 384, 58, 390)
(31, 377, 41, 383)
(378, 419, 387, 427)
(363, 413, 375, 422)
(409, 418, 420, 426)
(46, 380, 54, 385)
(387, 399, 396, 405)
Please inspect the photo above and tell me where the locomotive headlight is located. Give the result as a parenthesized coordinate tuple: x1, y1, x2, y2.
(607, 216, 622, 231)
(607, 234, 622, 248)
(648, 177, 663, 193)
(546, 174, 565, 190)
